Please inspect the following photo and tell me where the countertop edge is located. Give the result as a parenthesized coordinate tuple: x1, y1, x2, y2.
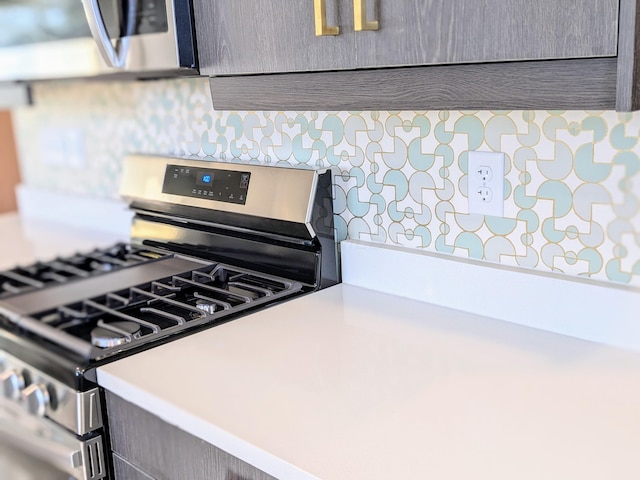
(98, 359, 320, 480)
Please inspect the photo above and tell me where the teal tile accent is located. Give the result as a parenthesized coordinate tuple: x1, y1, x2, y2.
(10, 77, 640, 286)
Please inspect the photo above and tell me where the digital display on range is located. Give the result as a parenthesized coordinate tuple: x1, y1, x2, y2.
(162, 164, 251, 205)
(196, 171, 214, 186)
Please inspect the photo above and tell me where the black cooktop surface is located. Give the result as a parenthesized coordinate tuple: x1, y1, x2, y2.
(0, 243, 168, 300)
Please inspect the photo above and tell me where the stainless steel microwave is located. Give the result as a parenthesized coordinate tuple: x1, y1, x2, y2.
(0, 0, 197, 82)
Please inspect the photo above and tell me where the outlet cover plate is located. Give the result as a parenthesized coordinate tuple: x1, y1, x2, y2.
(468, 151, 504, 216)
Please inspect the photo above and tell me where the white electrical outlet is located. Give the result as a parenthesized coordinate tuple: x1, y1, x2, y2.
(38, 128, 85, 168)
(468, 151, 504, 217)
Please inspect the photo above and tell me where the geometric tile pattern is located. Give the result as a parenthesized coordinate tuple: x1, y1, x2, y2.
(11, 78, 640, 286)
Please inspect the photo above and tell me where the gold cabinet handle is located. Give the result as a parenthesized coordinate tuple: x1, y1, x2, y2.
(314, 0, 340, 36)
(354, 0, 379, 31)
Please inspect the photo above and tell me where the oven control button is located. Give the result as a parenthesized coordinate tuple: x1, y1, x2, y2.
(21, 383, 50, 417)
(0, 369, 25, 401)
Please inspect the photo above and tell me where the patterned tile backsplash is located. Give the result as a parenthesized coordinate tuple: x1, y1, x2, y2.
(11, 77, 640, 286)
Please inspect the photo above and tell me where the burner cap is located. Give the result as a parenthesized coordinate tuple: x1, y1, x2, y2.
(91, 321, 142, 348)
(196, 300, 217, 315)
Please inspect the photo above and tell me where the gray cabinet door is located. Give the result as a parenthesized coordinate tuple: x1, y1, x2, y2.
(195, 0, 356, 75)
(355, 0, 620, 68)
(106, 392, 276, 480)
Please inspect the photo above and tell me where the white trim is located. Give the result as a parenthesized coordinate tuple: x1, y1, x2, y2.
(16, 184, 133, 237)
(341, 239, 640, 352)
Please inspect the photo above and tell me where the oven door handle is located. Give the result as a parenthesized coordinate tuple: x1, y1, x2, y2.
(80, 0, 137, 68)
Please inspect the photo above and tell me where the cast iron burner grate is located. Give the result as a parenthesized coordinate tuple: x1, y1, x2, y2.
(0, 243, 167, 299)
(28, 262, 302, 360)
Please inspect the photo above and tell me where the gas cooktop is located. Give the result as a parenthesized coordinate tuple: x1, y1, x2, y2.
(0, 252, 302, 362)
(0, 155, 339, 388)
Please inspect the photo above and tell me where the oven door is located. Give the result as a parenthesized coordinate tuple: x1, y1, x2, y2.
(0, 439, 72, 480)
(0, 399, 108, 480)
(0, 0, 197, 82)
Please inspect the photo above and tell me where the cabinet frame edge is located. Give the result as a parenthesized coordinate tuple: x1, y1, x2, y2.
(209, 58, 617, 112)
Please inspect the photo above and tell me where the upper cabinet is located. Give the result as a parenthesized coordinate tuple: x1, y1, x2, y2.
(195, 0, 640, 112)
(196, 0, 618, 75)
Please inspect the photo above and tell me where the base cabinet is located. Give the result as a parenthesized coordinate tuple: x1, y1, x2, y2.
(112, 454, 156, 480)
(105, 392, 276, 480)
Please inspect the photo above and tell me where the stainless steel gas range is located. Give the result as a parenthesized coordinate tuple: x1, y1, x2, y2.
(0, 155, 339, 480)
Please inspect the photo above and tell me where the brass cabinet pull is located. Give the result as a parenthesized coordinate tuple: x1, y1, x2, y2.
(354, 0, 379, 31)
(314, 0, 340, 36)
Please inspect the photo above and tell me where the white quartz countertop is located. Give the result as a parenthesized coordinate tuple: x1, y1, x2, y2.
(0, 212, 127, 269)
(98, 283, 640, 480)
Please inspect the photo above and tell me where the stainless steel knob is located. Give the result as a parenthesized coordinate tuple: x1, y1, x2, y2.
(22, 383, 50, 417)
(0, 369, 25, 400)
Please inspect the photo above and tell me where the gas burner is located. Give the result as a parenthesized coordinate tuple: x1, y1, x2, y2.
(91, 320, 142, 348)
(28, 263, 303, 359)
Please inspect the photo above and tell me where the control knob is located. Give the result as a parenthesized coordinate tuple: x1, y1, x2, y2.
(22, 383, 50, 417)
(0, 369, 25, 401)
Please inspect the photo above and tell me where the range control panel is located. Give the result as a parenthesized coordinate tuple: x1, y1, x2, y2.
(162, 164, 250, 205)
